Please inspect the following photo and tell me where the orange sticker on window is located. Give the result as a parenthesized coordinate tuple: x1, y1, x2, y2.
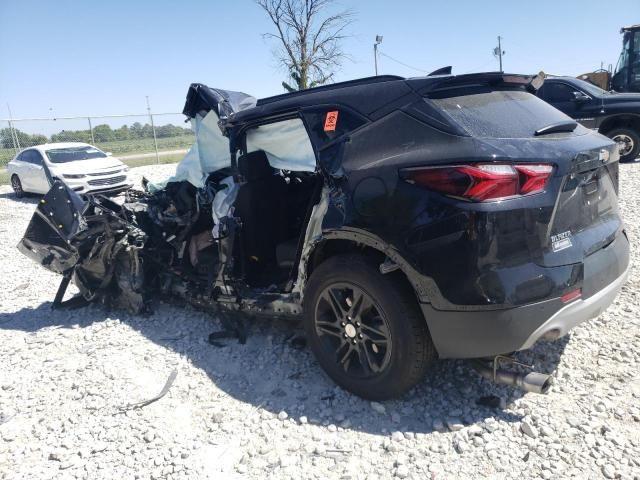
(324, 111, 339, 131)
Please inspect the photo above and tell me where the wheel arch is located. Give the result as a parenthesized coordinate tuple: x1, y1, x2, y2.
(599, 114, 640, 135)
(303, 228, 435, 305)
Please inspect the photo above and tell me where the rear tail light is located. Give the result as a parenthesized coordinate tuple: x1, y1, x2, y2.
(401, 163, 554, 202)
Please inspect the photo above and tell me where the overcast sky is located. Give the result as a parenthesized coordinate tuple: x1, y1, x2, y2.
(0, 0, 636, 120)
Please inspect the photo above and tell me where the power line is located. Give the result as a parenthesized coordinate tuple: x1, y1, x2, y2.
(378, 51, 431, 74)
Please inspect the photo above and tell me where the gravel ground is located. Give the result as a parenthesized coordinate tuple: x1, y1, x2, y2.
(0, 163, 639, 480)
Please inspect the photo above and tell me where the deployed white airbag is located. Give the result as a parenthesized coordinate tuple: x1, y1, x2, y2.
(211, 176, 238, 238)
(246, 118, 316, 172)
(148, 111, 231, 192)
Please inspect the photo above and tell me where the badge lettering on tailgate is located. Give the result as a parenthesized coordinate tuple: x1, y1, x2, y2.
(551, 231, 573, 252)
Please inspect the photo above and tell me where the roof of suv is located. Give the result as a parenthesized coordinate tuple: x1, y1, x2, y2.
(232, 75, 412, 124)
(223, 72, 540, 126)
(182, 72, 541, 129)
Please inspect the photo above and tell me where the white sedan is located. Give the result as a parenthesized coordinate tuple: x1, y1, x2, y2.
(7, 142, 133, 197)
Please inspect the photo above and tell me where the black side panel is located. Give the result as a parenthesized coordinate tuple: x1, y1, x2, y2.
(17, 182, 86, 274)
(19, 213, 79, 274)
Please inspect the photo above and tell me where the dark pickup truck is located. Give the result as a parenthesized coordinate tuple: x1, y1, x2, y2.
(537, 76, 640, 162)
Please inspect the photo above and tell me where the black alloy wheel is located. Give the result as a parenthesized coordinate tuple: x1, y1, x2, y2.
(314, 283, 392, 378)
(304, 254, 436, 400)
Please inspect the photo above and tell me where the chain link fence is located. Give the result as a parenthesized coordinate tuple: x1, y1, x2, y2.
(1, 113, 194, 169)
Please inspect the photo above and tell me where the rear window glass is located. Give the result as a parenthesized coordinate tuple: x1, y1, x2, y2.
(46, 146, 106, 163)
(430, 90, 573, 138)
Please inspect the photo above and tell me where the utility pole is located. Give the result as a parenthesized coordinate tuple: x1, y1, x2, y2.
(87, 117, 95, 145)
(493, 36, 505, 72)
(374, 35, 383, 75)
(6, 103, 20, 153)
(146, 96, 160, 165)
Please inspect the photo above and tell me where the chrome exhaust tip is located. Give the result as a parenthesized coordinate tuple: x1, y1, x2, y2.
(472, 360, 553, 395)
(514, 371, 554, 394)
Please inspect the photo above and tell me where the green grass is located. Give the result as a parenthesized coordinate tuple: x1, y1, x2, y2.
(0, 148, 15, 166)
(96, 135, 193, 158)
(0, 169, 8, 186)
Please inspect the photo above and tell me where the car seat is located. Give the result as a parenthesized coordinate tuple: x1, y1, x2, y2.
(234, 151, 287, 280)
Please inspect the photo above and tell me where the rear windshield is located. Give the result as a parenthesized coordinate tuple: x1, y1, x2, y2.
(430, 90, 574, 138)
(45, 146, 107, 163)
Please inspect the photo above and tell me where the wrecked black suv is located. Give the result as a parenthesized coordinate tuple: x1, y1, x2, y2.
(18, 73, 629, 400)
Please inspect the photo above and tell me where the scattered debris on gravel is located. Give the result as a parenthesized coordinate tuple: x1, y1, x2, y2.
(1, 163, 639, 480)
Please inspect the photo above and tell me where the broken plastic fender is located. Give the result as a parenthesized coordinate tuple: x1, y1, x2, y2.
(18, 181, 87, 273)
(18, 181, 147, 307)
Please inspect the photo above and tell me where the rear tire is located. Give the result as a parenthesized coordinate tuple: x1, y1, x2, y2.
(303, 254, 436, 400)
(10, 175, 24, 198)
(606, 127, 639, 163)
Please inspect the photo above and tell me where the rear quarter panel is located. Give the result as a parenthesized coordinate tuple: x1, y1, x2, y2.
(334, 111, 620, 310)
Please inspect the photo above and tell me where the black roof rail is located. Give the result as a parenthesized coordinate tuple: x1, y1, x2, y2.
(256, 75, 405, 106)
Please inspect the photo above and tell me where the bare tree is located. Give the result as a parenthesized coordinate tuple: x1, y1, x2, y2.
(256, 0, 354, 91)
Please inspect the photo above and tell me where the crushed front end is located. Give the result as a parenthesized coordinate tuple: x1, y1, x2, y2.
(18, 181, 148, 312)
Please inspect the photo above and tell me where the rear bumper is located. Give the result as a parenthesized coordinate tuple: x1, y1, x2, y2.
(422, 233, 629, 359)
(518, 264, 628, 350)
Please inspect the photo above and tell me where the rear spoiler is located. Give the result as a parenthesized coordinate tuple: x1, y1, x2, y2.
(408, 71, 546, 95)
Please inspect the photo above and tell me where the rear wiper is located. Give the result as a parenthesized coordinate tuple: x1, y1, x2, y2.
(534, 121, 578, 136)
